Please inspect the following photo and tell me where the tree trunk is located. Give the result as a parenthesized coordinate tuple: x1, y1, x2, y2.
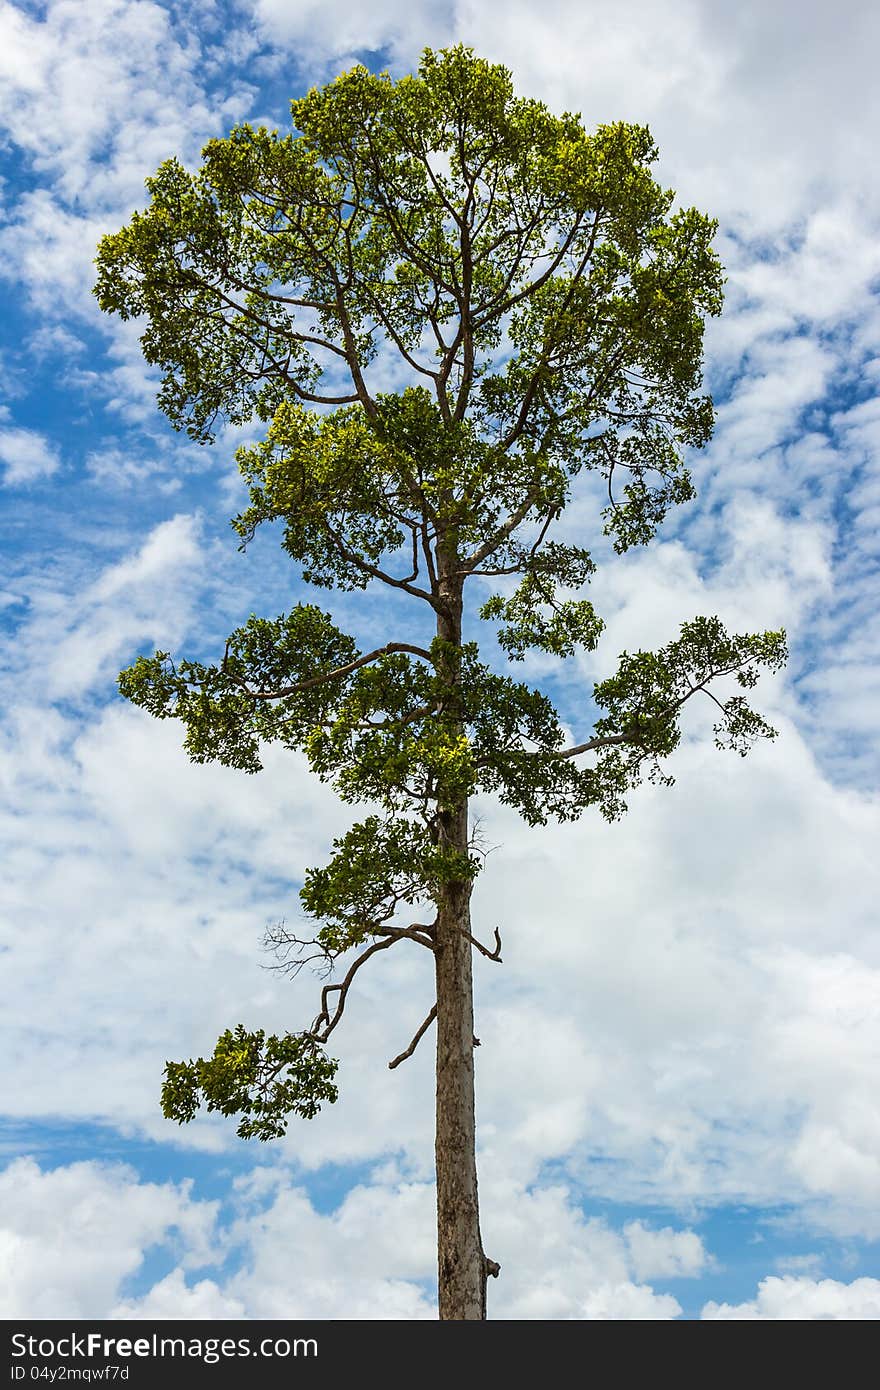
(433, 561, 495, 1319)
(435, 805, 487, 1319)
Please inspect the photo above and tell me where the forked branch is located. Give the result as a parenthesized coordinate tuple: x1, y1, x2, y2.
(465, 926, 503, 962)
(297, 922, 438, 1047)
(310, 936, 397, 1043)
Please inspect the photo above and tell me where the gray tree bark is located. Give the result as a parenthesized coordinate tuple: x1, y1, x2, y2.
(434, 806, 487, 1319)
(433, 555, 497, 1319)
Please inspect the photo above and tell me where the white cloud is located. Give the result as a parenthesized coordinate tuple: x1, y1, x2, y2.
(479, 1183, 689, 1318)
(112, 1269, 246, 1320)
(0, 0, 255, 359)
(468, 711, 880, 1230)
(774, 1252, 824, 1276)
(0, 0, 250, 209)
(85, 446, 183, 493)
(702, 1275, 880, 1320)
(0, 1157, 219, 1319)
(1, 1155, 701, 1319)
(624, 1221, 707, 1281)
(21, 512, 205, 701)
(450, 0, 880, 234)
(252, 0, 454, 73)
(223, 1173, 438, 1319)
(27, 324, 86, 361)
(0, 193, 109, 315)
(0, 425, 60, 485)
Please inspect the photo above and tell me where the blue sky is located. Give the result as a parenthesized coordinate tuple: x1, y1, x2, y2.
(1, 0, 879, 1320)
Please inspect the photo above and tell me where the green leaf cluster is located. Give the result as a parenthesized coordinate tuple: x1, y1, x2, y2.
(162, 1026, 338, 1140)
(300, 815, 477, 952)
(592, 618, 788, 756)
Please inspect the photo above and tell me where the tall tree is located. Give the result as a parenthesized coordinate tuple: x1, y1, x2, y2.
(94, 46, 785, 1320)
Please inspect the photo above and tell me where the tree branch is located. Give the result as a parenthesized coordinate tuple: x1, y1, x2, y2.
(459, 485, 545, 574)
(555, 731, 634, 759)
(373, 922, 437, 951)
(358, 703, 436, 731)
(224, 641, 434, 700)
(310, 936, 397, 1043)
(476, 208, 588, 326)
(322, 517, 438, 604)
(496, 211, 603, 454)
(388, 1004, 438, 1069)
(364, 290, 445, 387)
(464, 926, 502, 962)
(555, 660, 755, 759)
(184, 297, 362, 408)
(459, 508, 555, 577)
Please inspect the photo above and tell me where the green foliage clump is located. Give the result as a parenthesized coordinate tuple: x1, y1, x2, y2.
(162, 1026, 338, 1140)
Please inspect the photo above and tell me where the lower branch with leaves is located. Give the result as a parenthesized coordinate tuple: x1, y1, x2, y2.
(161, 910, 465, 1138)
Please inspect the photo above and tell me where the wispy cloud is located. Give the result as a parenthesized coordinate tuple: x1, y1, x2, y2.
(0, 424, 60, 485)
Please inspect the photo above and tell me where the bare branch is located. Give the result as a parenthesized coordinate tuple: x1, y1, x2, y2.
(388, 1004, 438, 1070)
(262, 921, 340, 979)
(464, 926, 503, 962)
(310, 936, 397, 1043)
(373, 922, 437, 951)
(275, 920, 439, 1046)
